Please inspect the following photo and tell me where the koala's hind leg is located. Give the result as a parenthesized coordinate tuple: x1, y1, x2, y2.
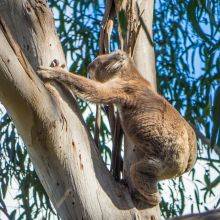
(130, 157, 162, 206)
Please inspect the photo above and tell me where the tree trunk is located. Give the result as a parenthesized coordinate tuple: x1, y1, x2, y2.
(0, 0, 160, 219)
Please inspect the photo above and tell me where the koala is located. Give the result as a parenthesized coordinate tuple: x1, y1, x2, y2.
(37, 50, 197, 206)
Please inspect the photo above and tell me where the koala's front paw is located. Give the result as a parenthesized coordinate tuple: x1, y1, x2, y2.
(132, 190, 161, 207)
(37, 66, 58, 81)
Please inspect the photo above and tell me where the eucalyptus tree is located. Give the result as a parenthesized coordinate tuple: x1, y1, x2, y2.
(0, 0, 219, 219)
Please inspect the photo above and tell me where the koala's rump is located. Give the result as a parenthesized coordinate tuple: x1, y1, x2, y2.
(119, 99, 192, 179)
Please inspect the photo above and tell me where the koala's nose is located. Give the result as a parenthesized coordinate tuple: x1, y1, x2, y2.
(87, 62, 95, 72)
(87, 62, 96, 79)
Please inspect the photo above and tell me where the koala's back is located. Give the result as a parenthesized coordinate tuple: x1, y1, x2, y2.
(118, 88, 197, 179)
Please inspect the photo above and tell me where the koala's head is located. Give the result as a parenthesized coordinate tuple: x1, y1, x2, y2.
(87, 50, 129, 82)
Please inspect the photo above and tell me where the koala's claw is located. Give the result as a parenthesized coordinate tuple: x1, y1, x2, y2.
(37, 66, 54, 81)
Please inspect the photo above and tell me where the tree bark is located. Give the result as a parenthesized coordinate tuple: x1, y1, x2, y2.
(0, 0, 160, 219)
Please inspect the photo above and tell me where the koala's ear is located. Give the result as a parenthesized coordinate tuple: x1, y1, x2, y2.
(105, 60, 122, 72)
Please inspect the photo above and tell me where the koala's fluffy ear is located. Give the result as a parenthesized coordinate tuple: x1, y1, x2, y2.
(105, 61, 122, 72)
